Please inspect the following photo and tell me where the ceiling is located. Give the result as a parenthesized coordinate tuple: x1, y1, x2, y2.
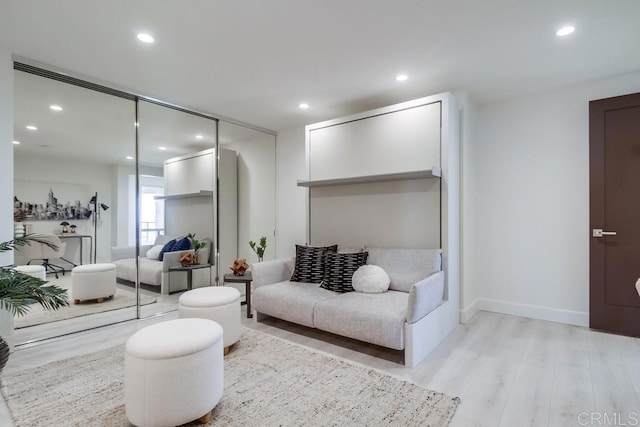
(1, 0, 639, 132)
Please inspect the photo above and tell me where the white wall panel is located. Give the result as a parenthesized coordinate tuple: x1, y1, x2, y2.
(308, 102, 441, 181)
(309, 179, 440, 249)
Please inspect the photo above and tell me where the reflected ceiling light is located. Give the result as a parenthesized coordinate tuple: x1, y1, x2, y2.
(50, 104, 63, 111)
(126, 156, 134, 160)
(396, 74, 408, 81)
(158, 146, 167, 150)
(195, 134, 204, 139)
(137, 33, 154, 43)
(299, 103, 309, 109)
(556, 26, 575, 36)
(12, 140, 20, 145)
(26, 125, 38, 130)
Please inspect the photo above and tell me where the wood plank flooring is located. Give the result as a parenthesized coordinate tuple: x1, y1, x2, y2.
(1, 310, 638, 426)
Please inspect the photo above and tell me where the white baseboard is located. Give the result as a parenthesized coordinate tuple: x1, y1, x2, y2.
(459, 299, 479, 324)
(476, 298, 589, 327)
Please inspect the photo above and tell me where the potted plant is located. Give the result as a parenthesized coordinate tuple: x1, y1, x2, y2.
(249, 236, 267, 262)
(0, 235, 69, 372)
(187, 233, 207, 264)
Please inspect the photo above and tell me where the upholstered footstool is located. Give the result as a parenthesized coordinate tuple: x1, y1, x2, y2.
(125, 318, 224, 427)
(178, 286, 242, 354)
(71, 263, 116, 304)
(13, 265, 46, 280)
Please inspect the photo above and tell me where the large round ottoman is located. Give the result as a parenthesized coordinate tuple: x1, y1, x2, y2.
(13, 265, 46, 280)
(178, 286, 241, 354)
(125, 318, 224, 427)
(71, 263, 116, 304)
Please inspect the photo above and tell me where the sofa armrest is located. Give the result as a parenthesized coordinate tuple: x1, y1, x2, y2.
(111, 245, 153, 261)
(251, 257, 295, 289)
(407, 271, 445, 324)
(162, 250, 191, 272)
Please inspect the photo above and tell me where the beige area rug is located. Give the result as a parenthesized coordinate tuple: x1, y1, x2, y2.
(1, 328, 459, 427)
(14, 287, 157, 329)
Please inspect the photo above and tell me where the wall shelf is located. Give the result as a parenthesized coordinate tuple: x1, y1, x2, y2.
(296, 167, 441, 188)
(154, 190, 213, 200)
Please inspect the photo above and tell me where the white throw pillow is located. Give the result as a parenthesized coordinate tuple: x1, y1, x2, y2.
(146, 245, 164, 260)
(352, 265, 390, 293)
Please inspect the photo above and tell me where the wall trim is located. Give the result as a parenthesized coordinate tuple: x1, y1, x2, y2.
(476, 298, 589, 327)
(459, 299, 479, 324)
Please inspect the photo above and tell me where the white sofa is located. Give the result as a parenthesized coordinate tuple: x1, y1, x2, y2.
(111, 235, 211, 295)
(252, 247, 445, 367)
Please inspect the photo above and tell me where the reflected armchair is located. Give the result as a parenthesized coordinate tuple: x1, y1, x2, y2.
(21, 234, 67, 279)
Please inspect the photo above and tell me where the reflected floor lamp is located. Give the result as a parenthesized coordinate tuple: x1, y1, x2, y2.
(88, 192, 109, 263)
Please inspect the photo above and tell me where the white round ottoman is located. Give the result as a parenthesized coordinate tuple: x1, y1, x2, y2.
(13, 265, 46, 280)
(125, 318, 224, 427)
(179, 286, 242, 354)
(71, 263, 116, 304)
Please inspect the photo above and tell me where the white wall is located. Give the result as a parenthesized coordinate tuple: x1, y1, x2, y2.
(275, 126, 307, 258)
(0, 49, 12, 266)
(469, 72, 640, 326)
(226, 134, 277, 262)
(14, 154, 113, 263)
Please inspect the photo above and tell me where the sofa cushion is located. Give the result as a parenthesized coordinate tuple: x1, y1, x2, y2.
(159, 239, 177, 261)
(314, 291, 409, 350)
(352, 265, 390, 293)
(146, 245, 163, 260)
(253, 281, 337, 328)
(290, 244, 338, 284)
(320, 251, 368, 293)
(113, 257, 162, 287)
(173, 236, 192, 252)
(366, 248, 442, 292)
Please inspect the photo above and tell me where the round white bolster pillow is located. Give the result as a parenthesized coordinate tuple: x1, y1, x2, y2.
(352, 265, 390, 293)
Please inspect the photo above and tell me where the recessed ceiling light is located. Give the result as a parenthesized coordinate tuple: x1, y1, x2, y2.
(556, 26, 575, 36)
(158, 146, 167, 151)
(137, 33, 154, 43)
(12, 140, 20, 145)
(26, 125, 37, 131)
(50, 105, 63, 111)
(299, 103, 309, 109)
(126, 156, 134, 160)
(396, 74, 409, 82)
(195, 134, 204, 139)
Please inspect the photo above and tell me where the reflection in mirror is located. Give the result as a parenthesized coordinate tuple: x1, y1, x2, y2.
(11, 69, 136, 344)
(218, 122, 276, 303)
(134, 101, 222, 316)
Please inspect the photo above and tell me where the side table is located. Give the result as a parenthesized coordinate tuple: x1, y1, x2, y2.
(168, 264, 212, 295)
(223, 271, 253, 318)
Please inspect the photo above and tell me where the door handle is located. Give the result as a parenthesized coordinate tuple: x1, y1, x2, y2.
(593, 229, 617, 237)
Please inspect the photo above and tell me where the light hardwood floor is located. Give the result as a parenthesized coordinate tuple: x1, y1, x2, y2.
(1, 309, 639, 426)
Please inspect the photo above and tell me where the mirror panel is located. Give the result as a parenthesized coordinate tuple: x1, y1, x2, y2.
(12, 70, 136, 343)
(136, 101, 219, 316)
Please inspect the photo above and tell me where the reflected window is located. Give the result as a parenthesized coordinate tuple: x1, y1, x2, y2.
(140, 176, 165, 245)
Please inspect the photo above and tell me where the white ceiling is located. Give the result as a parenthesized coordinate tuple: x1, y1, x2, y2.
(1, 0, 640, 132)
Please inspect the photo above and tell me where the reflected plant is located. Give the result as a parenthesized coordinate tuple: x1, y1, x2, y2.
(249, 236, 267, 262)
(0, 235, 69, 316)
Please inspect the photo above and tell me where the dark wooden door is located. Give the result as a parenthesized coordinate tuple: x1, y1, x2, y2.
(590, 92, 640, 337)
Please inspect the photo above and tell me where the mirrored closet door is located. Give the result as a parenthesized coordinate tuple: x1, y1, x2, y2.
(136, 100, 219, 317)
(12, 67, 137, 344)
